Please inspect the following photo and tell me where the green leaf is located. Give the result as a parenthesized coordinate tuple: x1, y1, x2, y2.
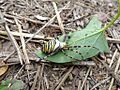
(10, 79, 24, 90)
(0, 79, 24, 90)
(36, 50, 76, 63)
(0, 79, 11, 90)
(36, 16, 109, 63)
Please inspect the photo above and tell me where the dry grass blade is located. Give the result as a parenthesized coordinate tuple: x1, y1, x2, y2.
(34, 0, 48, 13)
(43, 73, 49, 89)
(55, 66, 74, 90)
(14, 17, 30, 70)
(108, 53, 120, 90)
(107, 37, 120, 44)
(52, 2, 65, 35)
(3, 51, 15, 61)
(4, 13, 75, 31)
(31, 66, 41, 90)
(0, 11, 5, 24)
(91, 77, 111, 90)
(4, 23, 23, 65)
(109, 49, 118, 67)
(0, 30, 45, 40)
(37, 63, 44, 90)
(77, 80, 81, 90)
(80, 67, 91, 90)
(14, 65, 24, 79)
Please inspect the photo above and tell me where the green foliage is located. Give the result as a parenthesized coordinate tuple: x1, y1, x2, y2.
(36, 16, 109, 63)
(0, 79, 24, 90)
(66, 17, 109, 60)
(36, 0, 120, 63)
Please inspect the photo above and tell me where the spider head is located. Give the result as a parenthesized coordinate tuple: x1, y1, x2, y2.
(55, 39, 66, 49)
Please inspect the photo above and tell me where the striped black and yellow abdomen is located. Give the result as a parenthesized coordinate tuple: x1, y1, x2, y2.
(42, 39, 66, 54)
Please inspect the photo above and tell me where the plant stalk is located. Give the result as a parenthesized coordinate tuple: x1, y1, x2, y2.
(102, 0, 120, 32)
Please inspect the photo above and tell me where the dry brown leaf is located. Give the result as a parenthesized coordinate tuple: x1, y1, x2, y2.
(0, 61, 8, 76)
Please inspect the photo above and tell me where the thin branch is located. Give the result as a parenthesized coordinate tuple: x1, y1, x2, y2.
(4, 13, 75, 31)
(52, 2, 65, 35)
(55, 66, 74, 90)
(4, 23, 23, 64)
(14, 18, 30, 69)
(0, 30, 45, 40)
(80, 67, 91, 90)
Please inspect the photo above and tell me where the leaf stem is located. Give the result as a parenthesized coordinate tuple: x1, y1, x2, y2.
(102, 0, 120, 32)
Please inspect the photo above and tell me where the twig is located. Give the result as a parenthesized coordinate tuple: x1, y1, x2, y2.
(77, 80, 81, 90)
(4, 23, 23, 64)
(63, 13, 90, 24)
(52, 1, 68, 42)
(91, 77, 111, 90)
(33, 0, 48, 13)
(109, 49, 118, 67)
(19, 71, 37, 79)
(37, 63, 44, 90)
(0, 30, 45, 40)
(14, 65, 24, 79)
(31, 66, 41, 90)
(0, 35, 43, 43)
(108, 53, 120, 90)
(14, 18, 30, 70)
(3, 51, 15, 61)
(52, 2, 65, 35)
(55, 66, 74, 90)
(44, 73, 49, 89)
(107, 37, 120, 44)
(80, 67, 91, 90)
(4, 13, 75, 31)
(0, 62, 20, 67)
(94, 57, 120, 89)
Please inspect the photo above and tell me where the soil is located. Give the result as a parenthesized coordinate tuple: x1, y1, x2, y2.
(0, 0, 120, 90)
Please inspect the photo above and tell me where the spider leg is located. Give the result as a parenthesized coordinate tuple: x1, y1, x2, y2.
(68, 48, 84, 59)
(65, 45, 100, 60)
(61, 50, 78, 60)
(68, 45, 99, 50)
(61, 48, 84, 60)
